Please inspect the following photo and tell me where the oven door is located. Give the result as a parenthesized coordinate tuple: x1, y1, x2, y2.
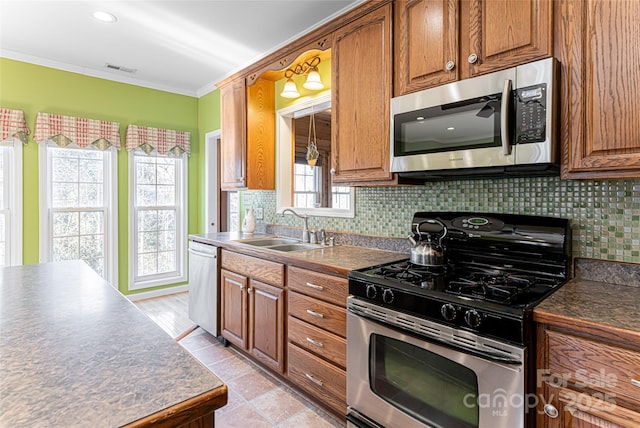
(347, 311, 525, 428)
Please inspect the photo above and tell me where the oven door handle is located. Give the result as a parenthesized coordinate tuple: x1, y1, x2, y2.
(348, 307, 523, 366)
(467, 347, 522, 365)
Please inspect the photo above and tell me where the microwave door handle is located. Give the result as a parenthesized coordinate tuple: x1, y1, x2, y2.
(501, 79, 513, 155)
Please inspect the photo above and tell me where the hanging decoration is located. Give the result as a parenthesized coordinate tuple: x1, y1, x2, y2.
(306, 111, 319, 168)
(125, 124, 190, 156)
(34, 112, 121, 150)
(0, 108, 30, 144)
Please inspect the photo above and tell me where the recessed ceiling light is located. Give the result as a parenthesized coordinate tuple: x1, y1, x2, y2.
(93, 11, 118, 23)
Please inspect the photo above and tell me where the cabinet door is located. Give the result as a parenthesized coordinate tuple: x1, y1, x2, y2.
(394, 0, 459, 95)
(220, 80, 247, 190)
(220, 269, 248, 349)
(248, 279, 285, 373)
(558, 0, 640, 178)
(465, 0, 552, 76)
(332, 3, 395, 184)
(246, 78, 275, 190)
(539, 382, 640, 428)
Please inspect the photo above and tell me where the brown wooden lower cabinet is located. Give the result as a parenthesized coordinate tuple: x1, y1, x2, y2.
(220, 252, 349, 416)
(537, 324, 640, 427)
(220, 250, 286, 374)
(288, 343, 347, 415)
(286, 266, 348, 415)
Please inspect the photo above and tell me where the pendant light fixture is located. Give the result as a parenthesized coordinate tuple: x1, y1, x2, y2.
(280, 56, 324, 99)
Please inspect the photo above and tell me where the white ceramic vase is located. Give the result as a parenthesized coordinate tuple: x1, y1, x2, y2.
(242, 208, 256, 234)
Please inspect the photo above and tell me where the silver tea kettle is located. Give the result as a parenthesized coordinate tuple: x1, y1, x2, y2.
(408, 219, 448, 267)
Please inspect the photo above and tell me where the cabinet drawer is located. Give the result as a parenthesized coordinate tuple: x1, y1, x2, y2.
(547, 330, 640, 403)
(288, 316, 346, 368)
(288, 266, 347, 307)
(288, 343, 346, 415)
(288, 291, 346, 338)
(221, 250, 284, 287)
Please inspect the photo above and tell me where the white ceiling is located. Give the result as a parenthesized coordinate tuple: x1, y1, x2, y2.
(0, 0, 360, 97)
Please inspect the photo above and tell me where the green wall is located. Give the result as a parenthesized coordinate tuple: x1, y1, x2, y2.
(0, 57, 220, 295)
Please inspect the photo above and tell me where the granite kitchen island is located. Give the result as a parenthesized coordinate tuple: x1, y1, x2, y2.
(0, 260, 227, 427)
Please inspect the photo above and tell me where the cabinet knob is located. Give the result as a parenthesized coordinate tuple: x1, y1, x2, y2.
(468, 53, 478, 64)
(239, 285, 245, 291)
(543, 404, 559, 419)
(445, 60, 455, 71)
(247, 287, 253, 293)
(330, 168, 336, 175)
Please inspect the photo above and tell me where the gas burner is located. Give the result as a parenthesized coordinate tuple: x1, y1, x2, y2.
(446, 270, 538, 303)
(378, 263, 446, 289)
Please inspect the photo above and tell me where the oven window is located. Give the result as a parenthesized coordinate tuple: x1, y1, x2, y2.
(394, 94, 502, 156)
(370, 334, 479, 428)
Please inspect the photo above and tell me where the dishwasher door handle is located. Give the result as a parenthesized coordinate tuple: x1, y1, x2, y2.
(188, 248, 217, 259)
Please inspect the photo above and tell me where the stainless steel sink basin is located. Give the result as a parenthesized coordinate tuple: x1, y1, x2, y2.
(267, 243, 321, 252)
(233, 237, 322, 252)
(235, 237, 299, 246)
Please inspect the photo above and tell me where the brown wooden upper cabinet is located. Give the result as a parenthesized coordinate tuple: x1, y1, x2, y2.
(331, 2, 395, 185)
(394, 0, 553, 96)
(219, 77, 275, 191)
(557, 0, 640, 179)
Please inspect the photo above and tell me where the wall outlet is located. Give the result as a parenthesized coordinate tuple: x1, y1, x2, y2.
(254, 207, 264, 220)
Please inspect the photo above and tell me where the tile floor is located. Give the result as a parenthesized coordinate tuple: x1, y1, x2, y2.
(135, 293, 346, 428)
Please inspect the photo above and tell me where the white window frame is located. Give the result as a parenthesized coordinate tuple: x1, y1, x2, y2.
(128, 149, 187, 290)
(275, 93, 355, 218)
(38, 142, 118, 286)
(0, 138, 23, 266)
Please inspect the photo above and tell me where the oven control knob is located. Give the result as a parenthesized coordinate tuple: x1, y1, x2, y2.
(365, 284, 377, 299)
(440, 303, 457, 321)
(464, 310, 482, 328)
(382, 288, 395, 304)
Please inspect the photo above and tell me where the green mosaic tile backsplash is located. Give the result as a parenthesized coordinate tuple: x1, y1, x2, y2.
(248, 176, 640, 264)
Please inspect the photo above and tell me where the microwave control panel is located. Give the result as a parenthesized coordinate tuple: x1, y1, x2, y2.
(514, 83, 547, 144)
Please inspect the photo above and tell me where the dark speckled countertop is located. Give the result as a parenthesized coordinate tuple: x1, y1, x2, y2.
(0, 260, 226, 427)
(534, 277, 640, 343)
(190, 232, 408, 276)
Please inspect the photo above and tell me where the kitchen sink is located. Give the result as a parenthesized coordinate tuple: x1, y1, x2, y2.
(234, 237, 299, 246)
(233, 237, 322, 252)
(267, 243, 321, 252)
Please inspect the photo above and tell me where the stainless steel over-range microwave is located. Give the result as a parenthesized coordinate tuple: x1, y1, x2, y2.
(390, 58, 559, 179)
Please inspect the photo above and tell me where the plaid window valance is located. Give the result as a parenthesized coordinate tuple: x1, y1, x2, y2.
(125, 124, 190, 156)
(34, 112, 121, 150)
(0, 108, 30, 144)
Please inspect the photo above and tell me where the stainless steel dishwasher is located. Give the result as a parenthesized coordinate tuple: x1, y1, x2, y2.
(187, 240, 223, 341)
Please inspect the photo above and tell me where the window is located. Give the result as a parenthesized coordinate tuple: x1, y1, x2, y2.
(39, 144, 118, 283)
(0, 140, 22, 267)
(129, 151, 187, 290)
(293, 163, 321, 208)
(293, 162, 352, 210)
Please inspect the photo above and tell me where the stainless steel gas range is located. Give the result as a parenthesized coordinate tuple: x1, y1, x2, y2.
(346, 212, 571, 428)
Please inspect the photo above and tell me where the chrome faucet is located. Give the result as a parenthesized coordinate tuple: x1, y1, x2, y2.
(318, 229, 326, 245)
(281, 208, 310, 243)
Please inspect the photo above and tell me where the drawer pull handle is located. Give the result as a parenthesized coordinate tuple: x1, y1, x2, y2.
(305, 282, 324, 291)
(305, 373, 324, 386)
(306, 309, 324, 318)
(632, 378, 640, 388)
(306, 337, 324, 348)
